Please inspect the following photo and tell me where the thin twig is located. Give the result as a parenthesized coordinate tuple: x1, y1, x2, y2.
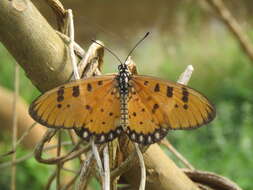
(61, 167, 79, 174)
(161, 140, 195, 170)
(111, 146, 148, 180)
(59, 143, 90, 163)
(0, 152, 34, 169)
(134, 143, 146, 190)
(56, 31, 85, 57)
(61, 170, 80, 190)
(16, 122, 37, 147)
(67, 9, 80, 80)
(0, 141, 77, 169)
(78, 152, 94, 190)
(91, 140, 104, 178)
(11, 63, 19, 190)
(56, 131, 62, 190)
(45, 170, 57, 190)
(0, 123, 37, 157)
(103, 145, 110, 190)
(34, 130, 90, 164)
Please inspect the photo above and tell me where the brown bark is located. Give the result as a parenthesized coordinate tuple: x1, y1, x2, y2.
(0, 0, 74, 92)
(122, 144, 200, 190)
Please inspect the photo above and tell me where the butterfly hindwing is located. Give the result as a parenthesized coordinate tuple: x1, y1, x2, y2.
(127, 90, 168, 145)
(29, 74, 122, 143)
(130, 75, 215, 133)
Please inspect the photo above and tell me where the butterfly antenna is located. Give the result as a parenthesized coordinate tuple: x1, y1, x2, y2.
(91, 40, 124, 65)
(123, 32, 150, 64)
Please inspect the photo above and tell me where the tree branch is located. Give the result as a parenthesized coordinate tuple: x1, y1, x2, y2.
(0, 0, 76, 92)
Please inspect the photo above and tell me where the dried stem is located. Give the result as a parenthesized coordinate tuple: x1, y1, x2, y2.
(56, 131, 62, 190)
(34, 130, 90, 164)
(103, 145, 110, 190)
(56, 31, 85, 57)
(161, 140, 195, 170)
(78, 152, 94, 190)
(91, 140, 104, 183)
(111, 146, 148, 180)
(134, 143, 146, 190)
(183, 169, 242, 190)
(67, 9, 80, 80)
(11, 63, 19, 190)
(0, 141, 76, 169)
(61, 171, 80, 190)
(1, 123, 37, 158)
(45, 170, 57, 190)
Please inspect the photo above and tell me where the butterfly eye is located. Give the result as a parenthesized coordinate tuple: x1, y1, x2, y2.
(118, 65, 123, 71)
(118, 64, 128, 71)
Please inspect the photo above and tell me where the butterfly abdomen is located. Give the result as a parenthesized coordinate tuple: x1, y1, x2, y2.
(117, 66, 131, 131)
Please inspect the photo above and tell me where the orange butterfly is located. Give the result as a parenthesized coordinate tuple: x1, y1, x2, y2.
(29, 62, 215, 145)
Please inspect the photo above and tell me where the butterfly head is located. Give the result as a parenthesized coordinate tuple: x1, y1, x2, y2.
(118, 63, 129, 73)
(117, 63, 131, 92)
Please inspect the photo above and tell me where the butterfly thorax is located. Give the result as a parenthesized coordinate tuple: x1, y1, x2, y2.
(117, 64, 131, 131)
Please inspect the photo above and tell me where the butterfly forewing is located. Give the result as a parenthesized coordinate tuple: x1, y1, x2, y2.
(29, 74, 122, 143)
(130, 75, 215, 131)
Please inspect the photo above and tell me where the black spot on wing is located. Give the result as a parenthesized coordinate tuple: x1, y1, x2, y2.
(85, 105, 91, 110)
(57, 96, 64, 102)
(57, 86, 64, 96)
(72, 86, 80, 97)
(57, 86, 65, 102)
(152, 103, 159, 113)
(167, 86, 173, 97)
(87, 83, 92, 91)
(154, 83, 160, 92)
(182, 87, 189, 103)
(98, 81, 103, 85)
(183, 104, 188, 110)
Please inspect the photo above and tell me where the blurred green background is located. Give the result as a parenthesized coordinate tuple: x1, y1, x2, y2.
(1, 0, 253, 189)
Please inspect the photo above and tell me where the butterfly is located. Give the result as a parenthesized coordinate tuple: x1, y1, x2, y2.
(29, 60, 216, 145)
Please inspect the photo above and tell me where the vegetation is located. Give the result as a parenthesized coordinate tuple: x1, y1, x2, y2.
(159, 32, 253, 190)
